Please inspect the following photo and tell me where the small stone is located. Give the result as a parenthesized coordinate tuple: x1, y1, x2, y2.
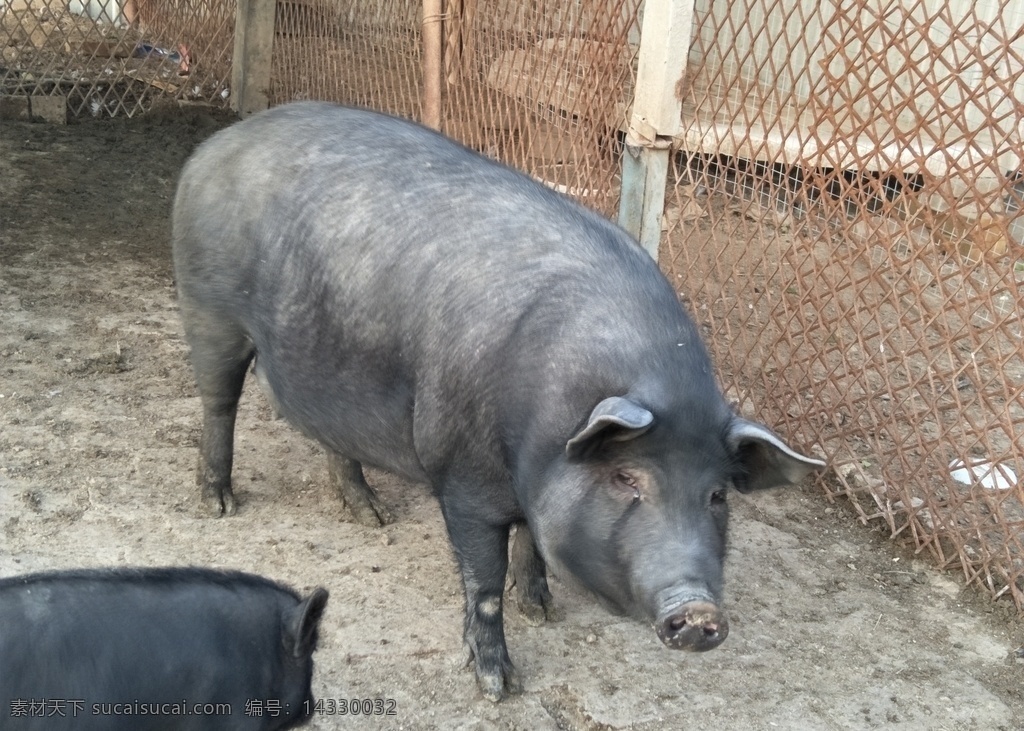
(30, 95, 67, 125)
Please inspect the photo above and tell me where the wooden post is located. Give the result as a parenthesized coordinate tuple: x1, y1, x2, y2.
(231, 0, 277, 117)
(617, 0, 695, 260)
(422, 0, 444, 130)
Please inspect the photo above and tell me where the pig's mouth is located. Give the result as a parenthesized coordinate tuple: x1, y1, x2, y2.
(656, 601, 729, 651)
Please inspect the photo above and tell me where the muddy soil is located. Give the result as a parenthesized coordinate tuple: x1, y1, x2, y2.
(1, 110, 1022, 730)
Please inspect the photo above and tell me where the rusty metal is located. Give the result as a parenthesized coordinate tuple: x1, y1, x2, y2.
(0, 0, 233, 118)
(664, 0, 1024, 610)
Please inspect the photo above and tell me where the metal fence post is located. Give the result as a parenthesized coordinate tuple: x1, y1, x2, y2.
(618, 0, 695, 261)
(231, 0, 277, 117)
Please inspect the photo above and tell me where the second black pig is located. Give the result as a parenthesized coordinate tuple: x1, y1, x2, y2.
(0, 567, 327, 730)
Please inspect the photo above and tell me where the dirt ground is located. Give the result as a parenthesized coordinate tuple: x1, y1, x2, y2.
(1, 109, 1022, 731)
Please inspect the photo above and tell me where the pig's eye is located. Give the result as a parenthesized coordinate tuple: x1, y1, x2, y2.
(614, 470, 641, 503)
(710, 489, 727, 507)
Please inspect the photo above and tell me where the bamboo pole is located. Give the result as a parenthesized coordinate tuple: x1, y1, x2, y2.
(422, 0, 444, 130)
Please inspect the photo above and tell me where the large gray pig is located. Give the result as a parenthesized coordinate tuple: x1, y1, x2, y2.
(172, 102, 825, 701)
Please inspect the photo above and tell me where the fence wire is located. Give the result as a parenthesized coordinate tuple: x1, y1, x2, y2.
(269, 0, 640, 218)
(1, 0, 1022, 611)
(667, 0, 1024, 609)
(1, 0, 233, 118)
(272, 1, 422, 119)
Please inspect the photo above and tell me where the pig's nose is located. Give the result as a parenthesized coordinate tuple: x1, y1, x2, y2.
(657, 601, 729, 651)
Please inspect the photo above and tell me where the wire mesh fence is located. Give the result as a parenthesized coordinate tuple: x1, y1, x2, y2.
(1, 0, 233, 118)
(665, 0, 1024, 608)
(1, 0, 1022, 610)
(268, 0, 641, 218)
(440, 0, 640, 218)
(271, 0, 423, 119)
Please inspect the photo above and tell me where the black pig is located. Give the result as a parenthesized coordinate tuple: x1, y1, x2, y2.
(0, 567, 327, 730)
(171, 102, 825, 701)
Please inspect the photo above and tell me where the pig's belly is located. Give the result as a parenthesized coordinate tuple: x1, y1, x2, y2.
(255, 355, 430, 484)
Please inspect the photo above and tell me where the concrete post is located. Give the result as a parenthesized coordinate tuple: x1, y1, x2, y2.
(617, 0, 695, 261)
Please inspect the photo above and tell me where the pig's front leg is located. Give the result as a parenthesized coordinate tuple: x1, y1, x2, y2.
(441, 496, 522, 702)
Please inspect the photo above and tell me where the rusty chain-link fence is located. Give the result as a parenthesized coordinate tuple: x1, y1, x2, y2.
(2, 0, 1022, 610)
(270, 0, 641, 218)
(665, 0, 1023, 610)
(1, 0, 233, 117)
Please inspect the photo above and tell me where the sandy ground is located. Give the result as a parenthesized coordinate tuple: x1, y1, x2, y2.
(1, 109, 1022, 730)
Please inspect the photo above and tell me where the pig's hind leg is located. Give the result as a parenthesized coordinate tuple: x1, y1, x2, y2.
(326, 452, 394, 527)
(179, 299, 254, 517)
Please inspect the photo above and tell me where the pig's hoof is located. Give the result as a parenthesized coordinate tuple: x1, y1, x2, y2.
(328, 459, 394, 527)
(512, 583, 561, 626)
(201, 490, 236, 517)
(463, 642, 522, 702)
(517, 595, 562, 626)
(348, 500, 393, 528)
(477, 667, 522, 703)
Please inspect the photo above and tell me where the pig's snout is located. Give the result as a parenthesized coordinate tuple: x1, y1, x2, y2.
(657, 601, 729, 651)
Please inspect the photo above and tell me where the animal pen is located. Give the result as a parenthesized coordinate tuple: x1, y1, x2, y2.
(1, 0, 1022, 611)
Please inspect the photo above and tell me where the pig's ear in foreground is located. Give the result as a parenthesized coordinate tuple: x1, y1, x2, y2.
(726, 419, 826, 492)
(284, 587, 330, 658)
(566, 396, 654, 459)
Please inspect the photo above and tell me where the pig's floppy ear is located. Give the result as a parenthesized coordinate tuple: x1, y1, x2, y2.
(284, 587, 329, 659)
(566, 397, 654, 459)
(727, 419, 825, 492)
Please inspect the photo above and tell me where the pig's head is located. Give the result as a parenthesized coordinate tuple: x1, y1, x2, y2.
(528, 395, 825, 652)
